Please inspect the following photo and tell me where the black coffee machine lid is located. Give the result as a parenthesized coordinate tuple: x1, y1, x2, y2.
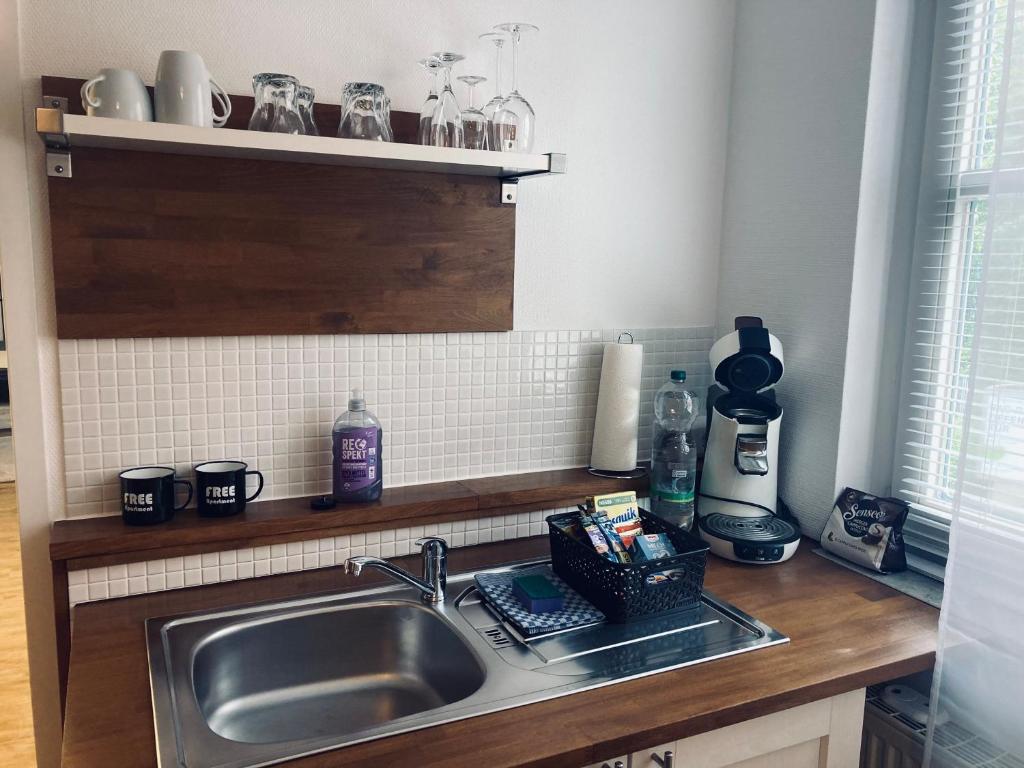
(709, 317, 784, 394)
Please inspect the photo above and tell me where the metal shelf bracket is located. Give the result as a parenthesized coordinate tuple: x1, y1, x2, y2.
(498, 152, 567, 204)
(500, 181, 518, 204)
(46, 152, 72, 179)
(34, 104, 567, 191)
(37, 97, 72, 178)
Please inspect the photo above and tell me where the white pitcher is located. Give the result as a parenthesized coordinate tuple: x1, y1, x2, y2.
(154, 50, 231, 128)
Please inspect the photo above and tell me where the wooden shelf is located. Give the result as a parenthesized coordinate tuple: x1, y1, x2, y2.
(50, 467, 648, 568)
(36, 75, 565, 182)
(38, 112, 564, 179)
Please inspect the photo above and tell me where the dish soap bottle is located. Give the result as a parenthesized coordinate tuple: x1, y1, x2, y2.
(332, 388, 383, 502)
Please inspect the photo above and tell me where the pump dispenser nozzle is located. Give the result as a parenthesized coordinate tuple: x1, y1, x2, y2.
(348, 388, 366, 412)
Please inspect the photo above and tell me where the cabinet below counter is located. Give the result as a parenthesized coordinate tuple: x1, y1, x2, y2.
(61, 541, 937, 767)
(589, 688, 865, 768)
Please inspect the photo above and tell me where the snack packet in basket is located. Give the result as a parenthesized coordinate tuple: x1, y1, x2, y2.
(592, 491, 643, 548)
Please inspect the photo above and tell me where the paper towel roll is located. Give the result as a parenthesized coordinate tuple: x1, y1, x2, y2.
(590, 339, 644, 472)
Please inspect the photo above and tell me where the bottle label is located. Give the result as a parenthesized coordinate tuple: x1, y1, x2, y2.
(333, 428, 378, 492)
(654, 489, 695, 504)
(652, 460, 695, 504)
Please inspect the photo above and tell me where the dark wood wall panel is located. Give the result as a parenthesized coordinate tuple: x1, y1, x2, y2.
(41, 77, 515, 338)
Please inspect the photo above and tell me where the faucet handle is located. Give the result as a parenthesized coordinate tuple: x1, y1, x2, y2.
(415, 536, 448, 555)
(415, 537, 448, 603)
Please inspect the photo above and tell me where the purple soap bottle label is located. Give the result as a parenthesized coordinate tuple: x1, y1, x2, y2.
(333, 428, 379, 492)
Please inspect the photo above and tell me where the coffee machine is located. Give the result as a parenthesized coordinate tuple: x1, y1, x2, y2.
(697, 317, 800, 564)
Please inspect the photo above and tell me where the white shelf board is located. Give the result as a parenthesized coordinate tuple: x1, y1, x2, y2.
(43, 113, 557, 178)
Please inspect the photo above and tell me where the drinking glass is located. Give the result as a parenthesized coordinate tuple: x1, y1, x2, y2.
(418, 56, 442, 145)
(338, 82, 392, 141)
(478, 32, 506, 151)
(247, 72, 273, 130)
(458, 75, 488, 150)
(492, 23, 538, 152)
(296, 84, 319, 136)
(429, 52, 465, 148)
(248, 73, 304, 134)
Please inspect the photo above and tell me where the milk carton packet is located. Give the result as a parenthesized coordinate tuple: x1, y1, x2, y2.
(592, 491, 643, 548)
(820, 487, 909, 573)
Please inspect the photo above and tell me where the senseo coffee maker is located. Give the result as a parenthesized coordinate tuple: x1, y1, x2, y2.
(697, 317, 800, 564)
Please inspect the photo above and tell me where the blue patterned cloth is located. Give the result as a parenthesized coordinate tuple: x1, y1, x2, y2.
(474, 565, 605, 638)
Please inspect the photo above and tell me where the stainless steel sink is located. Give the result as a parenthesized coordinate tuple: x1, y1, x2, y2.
(192, 602, 486, 745)
(148, 560, 788, 768)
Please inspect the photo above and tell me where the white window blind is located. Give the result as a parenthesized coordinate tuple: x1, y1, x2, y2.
(895, 0, 1024, 567)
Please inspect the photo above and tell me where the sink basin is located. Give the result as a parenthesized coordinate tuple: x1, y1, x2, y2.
(192, 602, 486, 744)
(149, 560, 788, 768)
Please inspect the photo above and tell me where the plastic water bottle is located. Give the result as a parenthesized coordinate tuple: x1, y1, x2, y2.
(651, 370, 698, 530)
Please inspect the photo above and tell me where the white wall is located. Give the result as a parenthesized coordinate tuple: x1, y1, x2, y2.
(8, 1, 738, 762)
(1, 0, 63, 764)
(716, 0, 877, 535)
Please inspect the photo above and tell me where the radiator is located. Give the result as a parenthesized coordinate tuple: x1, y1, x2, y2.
(861, 684, 924, 768)
(860, 684, 1024, 768)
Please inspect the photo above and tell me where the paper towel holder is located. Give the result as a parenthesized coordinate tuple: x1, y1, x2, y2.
(588, 331, 649, 480)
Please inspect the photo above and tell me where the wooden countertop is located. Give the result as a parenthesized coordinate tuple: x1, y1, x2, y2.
(61, 540, 938, 767)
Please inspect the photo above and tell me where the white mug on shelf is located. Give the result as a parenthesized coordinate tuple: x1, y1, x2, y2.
(80, 68, 153, 121)
(154, 50, 231, 128)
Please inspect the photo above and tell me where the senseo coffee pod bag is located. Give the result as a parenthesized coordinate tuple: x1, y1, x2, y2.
(820, 487, 909, 573)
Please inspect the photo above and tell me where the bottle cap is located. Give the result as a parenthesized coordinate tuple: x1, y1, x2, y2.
(670, 370, 687, 382)
(348, 387, 366, 411)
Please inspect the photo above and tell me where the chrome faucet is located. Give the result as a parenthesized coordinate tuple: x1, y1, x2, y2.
(345, 537, 448, 604)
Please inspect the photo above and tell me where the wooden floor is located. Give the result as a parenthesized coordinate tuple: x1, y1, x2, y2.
(0, 483, 36, 765)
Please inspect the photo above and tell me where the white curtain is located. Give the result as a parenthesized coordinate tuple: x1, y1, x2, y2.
(925, 0, 1024, 762)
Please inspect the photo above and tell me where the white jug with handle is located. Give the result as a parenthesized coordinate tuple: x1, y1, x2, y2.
(154, 50, 231, 128)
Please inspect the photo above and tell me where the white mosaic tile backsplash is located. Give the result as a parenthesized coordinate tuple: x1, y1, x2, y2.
(68, 507, 557, 606)
(59, 327, 714, 519)
(68, 501, 646, 606)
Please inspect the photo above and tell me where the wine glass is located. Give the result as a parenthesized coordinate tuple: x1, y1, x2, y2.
(478, 32, 506, 151)
(492, 23, 538, 152)
(458, 75, 488, 150)
(429, 51, 465, 148)
(417, 56, 441, 145)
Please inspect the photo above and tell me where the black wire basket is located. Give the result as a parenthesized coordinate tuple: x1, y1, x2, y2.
(547, 509, 709, 623)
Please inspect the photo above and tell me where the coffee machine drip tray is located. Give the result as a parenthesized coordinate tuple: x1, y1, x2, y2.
(699, 513, 801, 564)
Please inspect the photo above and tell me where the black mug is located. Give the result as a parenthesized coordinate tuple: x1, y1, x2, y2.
(119, 466, 193, 526)
(194, 461, 264, 518)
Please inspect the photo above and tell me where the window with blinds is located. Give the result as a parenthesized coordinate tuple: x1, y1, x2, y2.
(895, 0, 1024, 569)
